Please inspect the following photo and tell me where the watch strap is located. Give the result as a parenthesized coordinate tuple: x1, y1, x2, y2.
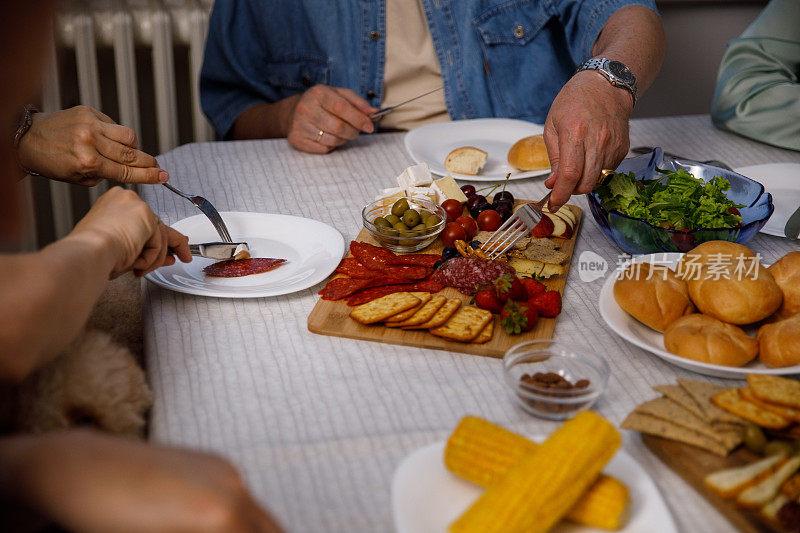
(577, 58, 638, 106)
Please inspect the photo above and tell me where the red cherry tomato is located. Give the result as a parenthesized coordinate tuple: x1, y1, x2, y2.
(441, 222, 467, 247)
(441, 199, 464, 222)
(455, 216, 478, 240)
(477, 209, 502, 231)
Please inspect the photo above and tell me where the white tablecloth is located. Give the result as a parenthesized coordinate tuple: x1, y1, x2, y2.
(143, 115, 800, 533)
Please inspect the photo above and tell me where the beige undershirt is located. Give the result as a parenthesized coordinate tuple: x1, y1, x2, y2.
(380, 0, 450, 131)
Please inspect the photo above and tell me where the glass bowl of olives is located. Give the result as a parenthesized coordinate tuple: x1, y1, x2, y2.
(362, 196, 446, 253)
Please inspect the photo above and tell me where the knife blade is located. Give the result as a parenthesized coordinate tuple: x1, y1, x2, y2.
(785, 205, 800, 240)
(189, 242, 250, 260)
(369, 86, 444, 119)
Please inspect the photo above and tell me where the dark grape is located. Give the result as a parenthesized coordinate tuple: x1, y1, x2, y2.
(442, 247, 460, 260)
(496, 205, 513, 221)
(494, 191, 515, 203)
(460, 184, 476, 198)
(433, 259, 446, 270)
(469, 202, 490, 219)
(466, 195, 486, 209)
(492, 198, 513, 211)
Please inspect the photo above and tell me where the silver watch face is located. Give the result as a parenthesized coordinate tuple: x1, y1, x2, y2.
(607, 60, 633, 83)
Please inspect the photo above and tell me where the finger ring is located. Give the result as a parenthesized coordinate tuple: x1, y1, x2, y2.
(597, 169, 614, 186)
(315, 129, 325, 143)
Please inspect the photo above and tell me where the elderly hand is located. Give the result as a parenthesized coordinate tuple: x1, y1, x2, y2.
(283, 85, 377, 154)
(2, 430, 284, 533)
(69, 187, 190, 277)
(16, 105, 168, 186)
(542, 71, 633, 210)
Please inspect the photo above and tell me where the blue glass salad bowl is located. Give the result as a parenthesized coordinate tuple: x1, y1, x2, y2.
(587, 148, 774, 254)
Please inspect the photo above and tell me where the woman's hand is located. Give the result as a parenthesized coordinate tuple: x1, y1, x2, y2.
(16, 105, 169, 186)
(69, 187, 191, 277)
(1, 430, 284, 533)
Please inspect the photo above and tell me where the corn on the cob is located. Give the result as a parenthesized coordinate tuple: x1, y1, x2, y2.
(449, 411, 621, 533)
(444, 415, 629, 530)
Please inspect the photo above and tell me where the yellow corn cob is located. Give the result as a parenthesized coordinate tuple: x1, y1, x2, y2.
(444, 416, 629, 530)
(449, 411, 621, 533)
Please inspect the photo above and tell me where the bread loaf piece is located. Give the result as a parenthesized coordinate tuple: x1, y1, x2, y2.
(613, 263, 695, 332)
(664, 314, 758, 367)
(444, 147, 487, 175)
(758, 314, 800, 368)
(507, 134, 550, 171)
(769, 251, 800, 319)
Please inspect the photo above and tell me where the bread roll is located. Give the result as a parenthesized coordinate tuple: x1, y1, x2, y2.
(664, 314, 757, 367)
(613, 263, 695, 332)
(677, 241, 782, 324)
(444, 147, 487, 175)
(507, 135, 550, 171)
(758, 314, 800, 368)
(769, 251, 800, 319)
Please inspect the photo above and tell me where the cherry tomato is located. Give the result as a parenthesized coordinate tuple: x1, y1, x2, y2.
(455, 216, 478, 240)
(441, 199, 463, 222)
(477, 209, 502, 231)
(441, 222, 467, 247)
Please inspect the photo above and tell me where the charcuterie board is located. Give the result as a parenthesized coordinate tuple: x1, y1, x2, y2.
(307, 203, 582, 358)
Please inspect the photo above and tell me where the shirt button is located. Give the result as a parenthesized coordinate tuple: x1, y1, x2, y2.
(301, 75, 311, 87)
(366, 90, 377, 99)
(513, 25, 525, 38)
(369, 30, 381, 41)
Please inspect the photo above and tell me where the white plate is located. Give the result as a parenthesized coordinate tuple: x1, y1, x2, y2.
(392, 440, 677, 533)
(145, 212, 344, 298)
(404, 118, 550, 182)
(734, 163, 800, 237)
(598, 253, 800, 379)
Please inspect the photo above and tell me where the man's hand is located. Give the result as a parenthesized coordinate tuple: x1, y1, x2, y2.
(16, 105, 169, 186)
(2, 430, 284, 533)
(69, 187, 191, 277)
(543, 70, 633, 210)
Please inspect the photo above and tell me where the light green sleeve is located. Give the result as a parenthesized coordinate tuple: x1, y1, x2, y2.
(710, 0, 800, 151)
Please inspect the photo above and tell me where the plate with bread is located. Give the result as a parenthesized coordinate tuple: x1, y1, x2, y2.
(404, 118, 551, 182)
(598, 241, 800, 379)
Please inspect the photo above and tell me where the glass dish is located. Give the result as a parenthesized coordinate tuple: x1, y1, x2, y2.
(362, 196, 446, 253)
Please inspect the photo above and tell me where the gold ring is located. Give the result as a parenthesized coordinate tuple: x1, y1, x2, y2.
(597, 169, 614, 186)
(315, 129, 324, 143)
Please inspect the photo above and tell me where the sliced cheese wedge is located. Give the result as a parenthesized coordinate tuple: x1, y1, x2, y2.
(737, 455, 800, 508)
(430, 175, 468, 204)
(396, 162, 433, 188)
(704, 453, 786, 499)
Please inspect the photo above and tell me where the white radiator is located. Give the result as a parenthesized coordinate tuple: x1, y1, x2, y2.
(28, 0, 215, 245)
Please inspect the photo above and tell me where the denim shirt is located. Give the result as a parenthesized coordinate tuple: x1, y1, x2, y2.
(201, 0, 657, 139)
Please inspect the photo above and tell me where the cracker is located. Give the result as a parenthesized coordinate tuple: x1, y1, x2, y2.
(653, 384, 708, 421)
(349, 292, 420, 325)
(471, 319, 494, 344)
(403, 299, 461, 330)
(621, 412, 729, 456)
(740, 387, 800, 423)
(748, 374, 800, 411)
(711, 388, 790, 429)
(679, 379, 745, 425)
(429, 306, 493, 342)
(386, 295, 445, 328)
(384, 292, 432, 323)
(635, 398, 724, 443)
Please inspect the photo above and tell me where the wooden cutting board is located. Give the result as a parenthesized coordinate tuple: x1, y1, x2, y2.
(307, 203, 581, 358)
(642, 434, 780, 533)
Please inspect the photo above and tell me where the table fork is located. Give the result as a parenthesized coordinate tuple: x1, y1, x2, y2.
(162, 182, 233, 243)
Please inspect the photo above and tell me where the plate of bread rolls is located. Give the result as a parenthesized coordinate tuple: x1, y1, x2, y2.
(599, 241, 800, 379)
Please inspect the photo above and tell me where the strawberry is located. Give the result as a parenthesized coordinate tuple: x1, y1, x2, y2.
(494, 274, 527, 303)
(528, 290, 562, 318)
(474, 288, 504, 314)
(500, 301, 539, 335)
(520, 278, 545, 299)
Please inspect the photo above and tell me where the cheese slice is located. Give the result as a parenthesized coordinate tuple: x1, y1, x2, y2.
(430, 175, 468, 204)
(396, 162, 433, 189)
(406, 186, 437, 203)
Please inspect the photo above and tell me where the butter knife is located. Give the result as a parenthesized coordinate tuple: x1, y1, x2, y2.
(189, 242, 250, 260)
(785, 205, 800, 240)
(369, 86, 444, 119)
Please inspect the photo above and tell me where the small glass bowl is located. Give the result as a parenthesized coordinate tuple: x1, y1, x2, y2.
(362, 196, 446, 253)
(502, 340, 609, 420)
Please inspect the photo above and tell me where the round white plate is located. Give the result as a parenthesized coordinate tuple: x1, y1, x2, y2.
(734, 163, 800, 237)
(599, 253, 800, 379)
(145, 212, 344, 298)
(404, 118, 549, 182)
(392, 439, 677, 533)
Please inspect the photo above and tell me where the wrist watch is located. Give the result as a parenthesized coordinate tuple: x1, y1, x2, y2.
(576, 58, 638, 106)
(13, 105, 40, 176)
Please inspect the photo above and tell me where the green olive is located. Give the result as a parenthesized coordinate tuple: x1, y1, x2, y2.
(411, 223, 427, 236)
(402, 209, 421, 227)
(424, 214, 441, 228)
(392, 222, 409, 231)
(378, 226, 398, 237)
(742, 423, 767, 454)
(391, 198, 409, 217)
(384, 214, 401, 225)
(373, 216, 391, 228)
(399, 230, 417, 246)
(764, 440, 794, 457)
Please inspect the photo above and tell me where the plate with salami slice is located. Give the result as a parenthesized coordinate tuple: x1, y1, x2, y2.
(145, 212, 344, 298)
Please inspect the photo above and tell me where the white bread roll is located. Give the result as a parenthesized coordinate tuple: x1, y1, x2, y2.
(758, 314, 800, 368)
(664, 314, 758, 367)
(677, 241, 782, 324)
(769, 251, 800, 319)
(507, 134, 550, 171)
(613, 263, 695, 332)
(444, 146, 487, 175)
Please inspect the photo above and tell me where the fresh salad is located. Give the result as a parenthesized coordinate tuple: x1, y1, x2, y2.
(596, 168, 744, 230)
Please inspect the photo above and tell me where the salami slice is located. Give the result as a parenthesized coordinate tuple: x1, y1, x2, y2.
(431, 257, 514, 294)
(335, 258, 379, 279)
(387, 254, 440, 268)
(203, 258, 286, 278)
(335, 257, 429, 280)
(350, 242, 394, 271)
(319, 275, 409, 300)
(345, 278, 446, 306)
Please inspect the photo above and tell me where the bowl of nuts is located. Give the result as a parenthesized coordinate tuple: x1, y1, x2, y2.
(502, 340, 609, 420)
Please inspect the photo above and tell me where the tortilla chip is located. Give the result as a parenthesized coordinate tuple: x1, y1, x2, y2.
(621, 412, 729, 456)
(679, 379, 746, 425)
(653, 384, 708, 421)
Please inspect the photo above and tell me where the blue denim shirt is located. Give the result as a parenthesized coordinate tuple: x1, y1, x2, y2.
(201, 0, 657, 139)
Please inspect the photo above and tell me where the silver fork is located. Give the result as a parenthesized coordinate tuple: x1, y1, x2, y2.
(162, 183, 233, 243)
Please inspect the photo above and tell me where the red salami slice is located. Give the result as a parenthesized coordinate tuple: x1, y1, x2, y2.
(350, 242, 395, 270)
(203, 258, 286, 278)
(387, 254, 440, 267)
(431, 257, 514, 295)
(335, 258, 379, 279)
(319, 275, 409, 300)
(336, 256, 429, 280)
(345, 278, 446, 306)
